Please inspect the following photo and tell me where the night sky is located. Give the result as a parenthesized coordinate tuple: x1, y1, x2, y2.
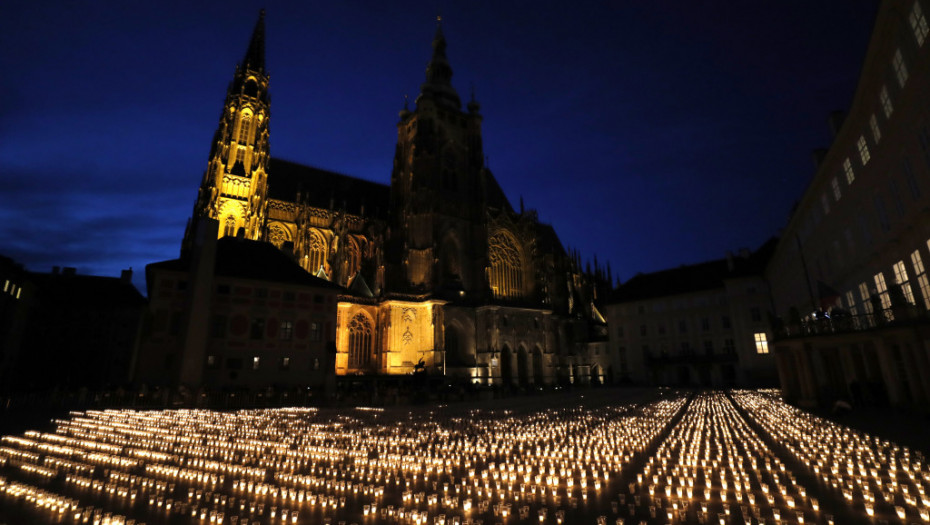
(1, 1, 878, 293)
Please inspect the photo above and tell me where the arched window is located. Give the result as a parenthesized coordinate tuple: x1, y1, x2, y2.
(489, 231, 523, 299)
(238, 113, 251, 144)
(268, 224, 288, 248)
(224, 215, 237, 237)
(307, 230, 326, 275)
(348, 313, 373, 369)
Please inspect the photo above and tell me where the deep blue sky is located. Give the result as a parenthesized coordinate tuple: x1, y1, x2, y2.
(1, 1, 877, 293)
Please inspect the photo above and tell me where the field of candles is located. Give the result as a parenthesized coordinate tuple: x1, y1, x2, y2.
(0, 390, 927, 524)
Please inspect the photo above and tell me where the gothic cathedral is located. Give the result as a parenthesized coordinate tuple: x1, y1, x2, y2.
(184, 11, 610, 385)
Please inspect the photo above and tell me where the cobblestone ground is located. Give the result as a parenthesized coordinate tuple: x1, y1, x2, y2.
(0, 389, 927, 524)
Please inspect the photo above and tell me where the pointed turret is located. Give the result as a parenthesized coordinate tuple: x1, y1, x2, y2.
(184, 9, 271, 251)
(242, 9, 266, 73)
(416, 18, 461, 110)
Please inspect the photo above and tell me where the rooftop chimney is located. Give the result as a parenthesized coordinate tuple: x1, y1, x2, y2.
(120, 268, 133, 284)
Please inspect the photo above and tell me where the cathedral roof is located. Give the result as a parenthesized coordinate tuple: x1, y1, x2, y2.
(267, 158, 390, 219)
(416, 19, 462, 111)
(241, 10, 266, 73)
(148, 237, 345, 291)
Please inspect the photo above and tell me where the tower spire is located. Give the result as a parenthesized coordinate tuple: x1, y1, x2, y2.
(242, 9, 266, 73)
(416, 16, 461, 110)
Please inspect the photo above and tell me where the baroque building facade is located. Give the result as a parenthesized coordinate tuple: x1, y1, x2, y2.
(182, 12, 609, 385)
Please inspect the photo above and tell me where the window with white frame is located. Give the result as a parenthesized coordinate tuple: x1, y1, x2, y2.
(843, 157, 855, 184)
(859, 282, 874, 316)
(874, 272, 892, 310)
(913, 248, 930, 309)
(870, 114, 881, 143)
(911, 0, 929, 46)
(893, 260, 916, 304)
(753, 333, 768, 354)
(880, 86, 894, 118)
(857, 136, 871, 165)
(831, 177, 842, 201)
(845, 290, 858, 316)
(893, 49, 909, 87)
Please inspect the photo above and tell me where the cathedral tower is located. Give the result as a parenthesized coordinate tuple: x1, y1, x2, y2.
(186, 10, 271, 246)
(389, 20, 491, 295)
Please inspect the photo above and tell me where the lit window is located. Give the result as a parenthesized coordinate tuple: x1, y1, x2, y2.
(2, 280, 8, 293)
(238, 114, 251, 144)
(913, 248, 930, 310)
(206, 355, 219, 369)
(893, 49, 909, 87)
(857, 136, 871, 165)
(753, 333, 768, 354)
(893, 260, 916, 305)
(880, 86, 894, 118)
(831, 177, 842, 201)
(252, 356, 260, 370)
(870, 114, 881, 143)
(348, 314, 373, 369)
(488, 230, 524, 299)
(821, 193, 830, 215)
(911, 0, 929, 46)
(843, 158, 855, 184)
(280, 320, 293, 340)
(313, 358, 320, 370)
(859, 282, 874, 317)
(15, 288, 20, 299)
(845, 290, 858, 316)
(280, 357, 290, 370)
(224, 215, 236, 237)
(874, 272, 892, 310)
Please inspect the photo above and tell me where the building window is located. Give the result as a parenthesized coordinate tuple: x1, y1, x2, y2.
(306, 230, 327, 274)
(211, 315, 227, 338)
(217, 284, 231, 295)
(250, 318, 265, 340)
(721, 315, 731, 329)
(226, 358, 242, 370)
(206, 355, 219, 369)
(893, 260, 916, 305)
(701, 317, 710, 331)
(348, 313, 373, 369)
(893, 49, 909, 87)
(255, 288, 268, 298)
(724, 338, 736, 355)
(678, 320, 687, 333)
(252, 356, 260, 370)
(843, 158, 855, 184)
(874, 272, 892, 310)
(310, 322, 322, 342)
(870, 114, 882, 143)
(859, 281, 874, 317)
(616, 325, 624, 338)
(640, 324, 647, 336)
(831, 177, 842, 201)
(280, 320, 294, 340)
(857, 135, 871, 166)
(750, 307, 761, 323)
(280, 357, 291, 370)
(880, 86, 893, 118)
(313, 358, 320, 370)
(753, 333, 769, 354)
(238, 113, 251, 144)
(821, 193, 831, 215)
(488, 231, 524, 300)
(224, 215, 237, 237)
(703, 340, 714, 355)
(845, 290, 858, 316)
(680, 342, 692, 356)
(912, 249, 930, 310)
(911, 0, 929, 46)
(283, 291, 296, 302)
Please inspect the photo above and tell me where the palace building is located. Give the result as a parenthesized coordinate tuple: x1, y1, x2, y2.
(177, 12, 609, 386)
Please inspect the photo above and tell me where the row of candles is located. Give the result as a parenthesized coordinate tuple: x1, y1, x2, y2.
(0, 399, 686, 524)
(733, 390, 930, 523)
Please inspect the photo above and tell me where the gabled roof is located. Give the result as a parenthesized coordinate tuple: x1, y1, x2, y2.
(267, 158, 390, 219)
(147, 237, 345, 291)
(608, 238, 777, 303)
(29, 272, 145, 308)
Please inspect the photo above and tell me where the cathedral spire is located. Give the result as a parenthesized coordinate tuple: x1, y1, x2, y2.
(242, 9, 266, 73)
(416, 16, 461, 110)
